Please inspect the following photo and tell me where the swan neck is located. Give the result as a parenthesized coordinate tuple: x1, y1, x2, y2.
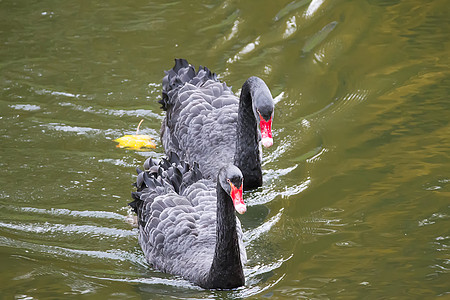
(205, 182, 244, 288)
(234, 77, 262, 189)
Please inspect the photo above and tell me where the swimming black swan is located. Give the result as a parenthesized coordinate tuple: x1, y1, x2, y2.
(129, 152, 247, 289)
(159, 58, 274, 190)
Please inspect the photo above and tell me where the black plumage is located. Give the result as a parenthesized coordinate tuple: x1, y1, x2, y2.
(159, 59, 275, 190)
(129, 152, 247, 289)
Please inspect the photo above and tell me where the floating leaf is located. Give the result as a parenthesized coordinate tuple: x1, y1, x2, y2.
(114, 119, 156, 150)
(114, 134, 155, 150)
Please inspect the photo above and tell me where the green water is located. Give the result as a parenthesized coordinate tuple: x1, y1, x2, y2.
(1, 0, 449, 298)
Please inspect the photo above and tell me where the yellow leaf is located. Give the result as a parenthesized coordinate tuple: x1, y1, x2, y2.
(114, 119, 156, 150)
(114, 135, 156, 150)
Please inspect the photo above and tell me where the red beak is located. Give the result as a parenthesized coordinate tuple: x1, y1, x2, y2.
(259, 114, 273, 148)
(230, 182, 246, 214)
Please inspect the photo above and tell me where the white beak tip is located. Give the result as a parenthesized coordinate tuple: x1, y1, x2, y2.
(235, 203, 247, 214)
(261, 137, 273, 148)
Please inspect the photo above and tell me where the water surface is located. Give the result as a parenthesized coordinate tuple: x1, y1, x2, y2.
(1, 0, 449, 298)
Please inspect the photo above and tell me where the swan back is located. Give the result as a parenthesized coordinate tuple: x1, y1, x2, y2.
(159, 59, 240, 181)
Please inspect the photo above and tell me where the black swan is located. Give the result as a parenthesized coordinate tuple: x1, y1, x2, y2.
(159, 58, 274, 190)
(129, 152, 247, 289)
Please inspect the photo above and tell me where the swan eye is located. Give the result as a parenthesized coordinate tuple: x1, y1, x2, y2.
(226, 179, 231, 183)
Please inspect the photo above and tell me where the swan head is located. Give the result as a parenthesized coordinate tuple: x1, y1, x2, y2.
(219, 165, 246, 214)
(249, 77, 274, 148)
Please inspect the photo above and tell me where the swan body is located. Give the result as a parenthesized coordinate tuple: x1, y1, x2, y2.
(129, 153, 247, 289)
(159, 59, 274, 190)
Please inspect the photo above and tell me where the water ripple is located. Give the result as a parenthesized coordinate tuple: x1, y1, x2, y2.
(245, 208, 284, 244)
(4, 206, 125, 221)
(0, 236, 142, 264)
(35, 88, 84, 99)
(59, 102, 163, 120)
(9, 104, 41, 111)
(305, 0, 325, 17)
(0, 221, 133, 238)
(274, 0, 311, 22)
(247, 178, 311, 206)
(39, 122, 138, 138)
(227, 37, 261, 64)
(41, 122, 103, 135)
(418, 212, 449, 227)
(85, 275, 201, 290)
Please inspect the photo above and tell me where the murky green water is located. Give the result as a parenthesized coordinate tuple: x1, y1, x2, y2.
(1, 0, 449, 298)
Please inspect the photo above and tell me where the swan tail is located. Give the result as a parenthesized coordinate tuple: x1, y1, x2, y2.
(129, 152, 203, 216)
(159, 58, 218, 111)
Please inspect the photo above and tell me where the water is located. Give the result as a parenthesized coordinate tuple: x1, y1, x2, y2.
(1, 0, 449, 298)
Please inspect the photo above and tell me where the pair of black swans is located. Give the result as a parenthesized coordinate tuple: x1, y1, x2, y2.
(129, 59, 275, 289)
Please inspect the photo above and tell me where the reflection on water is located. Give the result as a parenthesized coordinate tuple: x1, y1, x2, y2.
(1, 0, 449, 298)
